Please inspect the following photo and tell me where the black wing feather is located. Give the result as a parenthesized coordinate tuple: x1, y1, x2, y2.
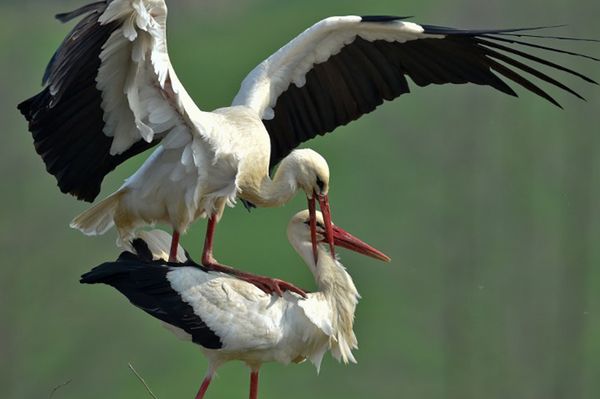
(18, 1, 158, 202)
(266, 18, 598, 169)
(81, 241, 222, 350)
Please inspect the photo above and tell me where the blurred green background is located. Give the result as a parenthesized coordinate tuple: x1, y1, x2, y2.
(1, 0, 600, 398)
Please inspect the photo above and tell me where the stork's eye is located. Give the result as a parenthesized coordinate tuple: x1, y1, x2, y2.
(303, 220, 325, 230)
(316, 176, 325, 192)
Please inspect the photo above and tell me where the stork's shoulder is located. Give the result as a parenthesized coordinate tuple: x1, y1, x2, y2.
(212, 105, 268, 133)
(205, 106, 271, 163)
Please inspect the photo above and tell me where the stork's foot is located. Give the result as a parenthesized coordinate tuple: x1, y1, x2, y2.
(201, 257, 307, 298)
(239, 274, 307, 298)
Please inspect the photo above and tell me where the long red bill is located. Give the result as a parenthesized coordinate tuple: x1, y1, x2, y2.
(308, 196, 318, 265)
(331, 225, 391, 262)
(316, 193, 335, 258)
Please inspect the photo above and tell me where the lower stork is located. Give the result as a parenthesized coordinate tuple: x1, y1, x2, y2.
(80, 210, 390, 399)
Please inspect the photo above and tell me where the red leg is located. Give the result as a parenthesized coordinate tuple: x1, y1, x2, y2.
(202, 261, 307, 298)
(195, 375, 212, 399)
(201, 216, 218, 266)
(169, 230, 180, 263)
(249, 370, 259, 399)
(200, 215, 307, 298)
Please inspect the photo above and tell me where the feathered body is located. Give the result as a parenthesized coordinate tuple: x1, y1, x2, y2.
(167, 252, 359, 370)
(63, 0, 330, 241)
(21, 0, 597, 274)
(72, 104, 326, 242)
(21, 0, 597, 246)
(81, 211, 367, 377)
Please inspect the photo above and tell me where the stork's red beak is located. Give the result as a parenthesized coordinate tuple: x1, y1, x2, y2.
(308, 192, 334, 264)
(308, 192, 389, 263)
(330, 224, 391, 262)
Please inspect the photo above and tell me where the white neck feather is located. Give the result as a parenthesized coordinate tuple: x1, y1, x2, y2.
(239, 149, 328, 208)
(239, 156, 301, 208)
(315, 248, 360, 363)
(258, 159, 301, 206)
(294, 240, 360, 364)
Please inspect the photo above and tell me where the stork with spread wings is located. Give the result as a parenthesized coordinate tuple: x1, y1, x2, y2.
(19, 0, 598, 295)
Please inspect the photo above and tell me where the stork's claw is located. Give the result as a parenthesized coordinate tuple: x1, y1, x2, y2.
(241, 275, 307, 298)
(201, 259, 307, 298)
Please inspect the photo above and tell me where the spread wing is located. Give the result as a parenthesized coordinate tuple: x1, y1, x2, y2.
(18, 0, 202, 202)
(232, 16, 598, 169)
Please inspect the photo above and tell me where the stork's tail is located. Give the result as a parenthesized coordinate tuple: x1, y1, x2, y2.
(120, 230, 187, 263)
(70, 191, 123, 235)
(80, 237, 166, 286)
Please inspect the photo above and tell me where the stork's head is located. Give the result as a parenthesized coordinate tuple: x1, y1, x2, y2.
(287, 149, 330, 197)
(282, 149, 333, 263)
(287, 210, 390, 267)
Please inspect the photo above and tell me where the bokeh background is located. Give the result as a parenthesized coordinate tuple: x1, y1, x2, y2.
(1, 0, 600, 398)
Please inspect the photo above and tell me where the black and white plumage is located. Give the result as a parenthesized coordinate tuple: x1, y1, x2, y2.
(20, 1, 597, 274)
(81, 239, 223, 349)
(235, 18, 598, 168)
(81, 211, 390, 399)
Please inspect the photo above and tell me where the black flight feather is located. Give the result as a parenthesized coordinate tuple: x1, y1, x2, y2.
(81, 240, 222, 349)
(18, 1, 159, 202)
(266, 20, 599, 170)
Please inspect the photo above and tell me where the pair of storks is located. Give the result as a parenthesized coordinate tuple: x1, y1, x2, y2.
(19, 0, 597, 398)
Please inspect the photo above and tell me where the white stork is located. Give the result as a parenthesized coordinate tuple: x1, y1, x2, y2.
(80, 210, 390, 399)
(20, 1, 597, 292)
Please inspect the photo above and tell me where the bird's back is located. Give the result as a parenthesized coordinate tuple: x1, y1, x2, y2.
(81, 239, 333, 368)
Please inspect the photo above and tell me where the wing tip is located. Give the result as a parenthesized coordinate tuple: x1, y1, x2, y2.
(54, 1, 107, 23)
(586, 76, 600, 85)
(421, 24, 598, 40)
(55, 12, 73, 23)
(16, 99, 31, 119)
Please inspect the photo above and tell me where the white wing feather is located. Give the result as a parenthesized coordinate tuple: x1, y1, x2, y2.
(232, 16, 431, 119)
(95, 0, 204, 155)
(88, 1, 241, 225)
(167, 268, 285, 351)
